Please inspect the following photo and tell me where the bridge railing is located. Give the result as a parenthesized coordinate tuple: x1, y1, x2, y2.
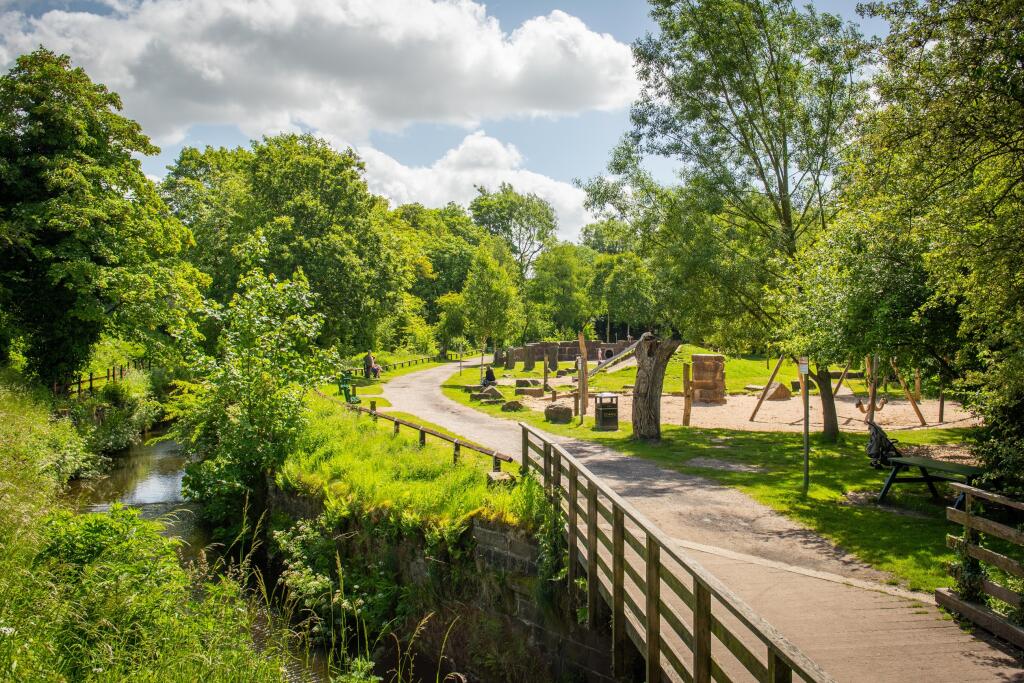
(520, 423, 832, 683)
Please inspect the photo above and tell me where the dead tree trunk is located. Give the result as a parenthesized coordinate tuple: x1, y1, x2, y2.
(632, 337, 681, 441)
(811, 363, 838, 442)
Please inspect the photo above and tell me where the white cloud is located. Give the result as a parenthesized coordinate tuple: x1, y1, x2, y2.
(360, 131, 592, 239)
(0, 0, 638, 144)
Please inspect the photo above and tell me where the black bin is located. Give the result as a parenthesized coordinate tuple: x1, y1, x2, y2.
(594, 392, 619, 431)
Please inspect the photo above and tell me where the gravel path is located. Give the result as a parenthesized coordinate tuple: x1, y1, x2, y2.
(380, 361, 1023, 681)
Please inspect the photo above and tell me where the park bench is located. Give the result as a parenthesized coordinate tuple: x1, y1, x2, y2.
(867, 421, 981, 509)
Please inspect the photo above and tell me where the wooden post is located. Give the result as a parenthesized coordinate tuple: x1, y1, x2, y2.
(520, 428, 530, 476)
(577, 332, 589, 420)
(88, 372, 93, 393)
(543, 442, 552, 491)
(552, 445, 562, 492)
(914, 368, 922, 402)
(418, 428, 426, 447)
(612, 506, 626, 678)
(749, 355, 786, 421)
(568, 466, 579, 591)
(370, 400, 377, 420)
(393, 420, 400, 436)
(77, 375, 82, 397)
(939, 381, 946, 424)
(768, 652, 793, 683)
(543, 358, 549, 392)
(682, 361, 693, 427)
(645, 533, 662, 683)
(891, 359, 926, 426)
(693, 580, 712, 683)
(453, 441, 460, 465)
(833, 361, 851, 394)
(586, 480, 600, 630)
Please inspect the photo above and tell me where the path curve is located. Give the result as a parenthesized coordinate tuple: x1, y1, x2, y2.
(381, 361, 1023, 682)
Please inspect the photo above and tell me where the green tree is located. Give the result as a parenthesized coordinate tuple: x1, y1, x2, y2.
(469, 183, 556, 278)
(621, 0, 867, 439)
(162, 135, 409, 355)
(606, 252, 658, 338)
(461, 244, 522, 352)
(0, 49, 204, 382)
(580, 218, 635, 254)
(172, 269, 335, 528)
(529, 242, 594, 335)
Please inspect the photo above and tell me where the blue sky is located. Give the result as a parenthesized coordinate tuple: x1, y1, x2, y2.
(0, 0, 885, 238)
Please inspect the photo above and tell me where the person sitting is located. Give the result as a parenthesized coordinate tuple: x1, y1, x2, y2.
(482, 365, 497, 387)
(364, 352, 382, 379)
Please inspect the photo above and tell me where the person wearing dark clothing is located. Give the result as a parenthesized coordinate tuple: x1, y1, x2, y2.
(482, 366, 497, 387)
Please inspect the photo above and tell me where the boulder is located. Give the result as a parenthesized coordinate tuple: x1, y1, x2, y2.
(545, 404, 573, 424)
(765, 381, 792, 401)
(482, 385, 504, 399)
(470, 392, 489, 401)
(744, 384, 764, 392)
(515, 387, 544, 397)
(515, 378, 542, 387)
(501, 400, 525, 412)
(481, 398, 504, 405)
(556, 369, 568, 377)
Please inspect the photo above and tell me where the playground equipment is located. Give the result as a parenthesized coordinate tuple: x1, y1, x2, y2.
(337, 371, 361, 404)
(587, 331, 651, 378)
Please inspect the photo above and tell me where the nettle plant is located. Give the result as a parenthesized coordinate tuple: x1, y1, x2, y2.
(171, 269, 337, 528)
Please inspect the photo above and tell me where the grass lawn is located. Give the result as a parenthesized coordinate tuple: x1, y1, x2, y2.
(442, 366, 973, 592)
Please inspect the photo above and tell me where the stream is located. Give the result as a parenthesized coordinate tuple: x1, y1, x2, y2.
(65, 434, 212, 561)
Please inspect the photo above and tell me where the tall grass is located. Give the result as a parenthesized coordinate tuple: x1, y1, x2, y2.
(0, 369, 296, 682)
(280, 394, 532, 533)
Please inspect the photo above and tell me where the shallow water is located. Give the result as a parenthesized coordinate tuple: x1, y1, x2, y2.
(66, 435, 211, 560)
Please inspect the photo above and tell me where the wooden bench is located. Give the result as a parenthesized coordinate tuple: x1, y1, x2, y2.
(868, 421, 982, 508)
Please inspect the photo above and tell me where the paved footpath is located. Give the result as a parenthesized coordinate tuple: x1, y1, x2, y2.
(381, 362, 1024, 682)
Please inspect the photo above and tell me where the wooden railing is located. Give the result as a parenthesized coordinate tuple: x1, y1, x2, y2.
(939, 483, 1024, 648)
(374, 351, 466, 374)
(53, 358, 153, 397)
(318, 390, 513, 472)
(520, 423, 832, 683)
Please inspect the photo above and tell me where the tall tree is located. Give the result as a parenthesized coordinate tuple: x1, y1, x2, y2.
(625, 0, 867, 440)
(461, 244, 522, 352)
(0, 49, 203, 382)
(469, 183, 556, 278)
(529, 242, 594, 335)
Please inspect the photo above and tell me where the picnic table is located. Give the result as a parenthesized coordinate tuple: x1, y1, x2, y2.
(867, 421, 982, 508)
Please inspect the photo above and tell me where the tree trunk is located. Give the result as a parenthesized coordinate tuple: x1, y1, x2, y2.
(606, 314, 611, 343)
(632, 337, 681, 441)
(811, 363, 838, 442)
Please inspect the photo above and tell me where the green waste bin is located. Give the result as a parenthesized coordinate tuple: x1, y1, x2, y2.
(594, 392, 618, 431)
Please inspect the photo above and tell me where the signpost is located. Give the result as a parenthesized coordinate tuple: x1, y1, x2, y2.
(799, 356, 810, 496)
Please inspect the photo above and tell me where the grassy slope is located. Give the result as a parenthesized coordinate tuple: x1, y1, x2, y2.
(0, 369, 291, 682)
(441, 366, 970, 592)
(281, 393, 530, 530)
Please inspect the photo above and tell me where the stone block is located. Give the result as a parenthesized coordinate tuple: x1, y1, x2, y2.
(515, 378, 542, 387)
(545, 404, 573, 424)
(765, 381, 791, 401)
(744, 384, 764, 392)
(487, 471, 515, 487)
(515, 387, 544, 397)
(501, 400, 525, 412)
(481, 398, 504, 405)
(482, 385, 503, 399)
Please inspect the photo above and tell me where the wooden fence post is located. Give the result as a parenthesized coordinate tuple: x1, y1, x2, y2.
(682, 362, 693, 427)
(370, 400, 377, 420)
(646, 533, 662, 683)
(612, 506, 626, 677)
(453, 441, 460, 465)
(88, 372, 94, 394)
(768, 652, 793, 683)
(543, 442, 552, 491)
(568, 465, 579, 591)
(393, 421, 400, 436)
(586, 480, 600, 630)
(694, 580, 712, 683)
(418, 428, 426, 447)
(520, 427, 529, 476)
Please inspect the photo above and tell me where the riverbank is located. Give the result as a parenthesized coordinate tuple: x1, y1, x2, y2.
(0, 369, 297, 682)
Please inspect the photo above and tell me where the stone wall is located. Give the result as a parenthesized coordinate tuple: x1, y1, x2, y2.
(692, 353, 727, 403)
(267, 486, 618, 683)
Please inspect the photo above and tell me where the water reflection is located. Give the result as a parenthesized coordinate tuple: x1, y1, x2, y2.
(66, 435, 210, 560)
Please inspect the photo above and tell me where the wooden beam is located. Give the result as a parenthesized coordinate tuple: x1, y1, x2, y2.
(612, 506, 626, 678)
(749, 355, 786, 422)
(694, 581, 712, 683)
(682, 361, 693, 427)
(890, 359, 926, 426)
(645, 533, 661, 683)
(586, 480, 600, 630)
(832, 362, 851, 394)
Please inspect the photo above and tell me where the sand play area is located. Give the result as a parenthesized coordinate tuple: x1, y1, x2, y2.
(521, 385, 980, 433)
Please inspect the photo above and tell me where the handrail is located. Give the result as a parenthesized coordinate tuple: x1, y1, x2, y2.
(518, 422, 833, 683)
(316, 389, 513, 471)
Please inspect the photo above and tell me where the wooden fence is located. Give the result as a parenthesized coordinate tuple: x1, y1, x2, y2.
(374, 351, 466, 375)
(53, 358, 153, 398)
(939, 483, 1024, 648)
(320, 391, 513, 473)
(520, 423, 831, 683)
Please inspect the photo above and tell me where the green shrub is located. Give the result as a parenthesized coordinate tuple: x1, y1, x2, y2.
(72, 371, 162, 454)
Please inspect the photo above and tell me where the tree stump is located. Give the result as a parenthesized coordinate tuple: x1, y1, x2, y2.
(632, 337, 681, 440)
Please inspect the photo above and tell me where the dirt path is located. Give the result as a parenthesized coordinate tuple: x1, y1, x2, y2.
(380, 362, 1023, 682)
